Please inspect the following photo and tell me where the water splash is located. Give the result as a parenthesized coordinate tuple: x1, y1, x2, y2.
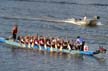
(97, 22, 103, 26)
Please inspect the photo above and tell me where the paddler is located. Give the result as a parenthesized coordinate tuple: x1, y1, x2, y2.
(11, 24, 18, 41)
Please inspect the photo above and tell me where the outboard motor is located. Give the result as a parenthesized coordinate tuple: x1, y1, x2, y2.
(96, 16, 100, 19)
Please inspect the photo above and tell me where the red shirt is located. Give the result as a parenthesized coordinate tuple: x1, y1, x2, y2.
(12, 26, 18, 34)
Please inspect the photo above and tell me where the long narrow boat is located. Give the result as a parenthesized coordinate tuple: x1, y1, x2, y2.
(0, 37, 105, 56)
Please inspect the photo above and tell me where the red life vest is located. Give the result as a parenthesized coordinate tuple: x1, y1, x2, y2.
(84, 45, 89, 51)
(34, 39, 39, 45)
(39, 39, 44, 45)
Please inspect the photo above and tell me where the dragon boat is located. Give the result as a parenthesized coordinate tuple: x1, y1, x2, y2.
(0, 37, 106, 56)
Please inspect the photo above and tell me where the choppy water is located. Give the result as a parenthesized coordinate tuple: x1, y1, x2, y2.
(0, 0, 108, 71)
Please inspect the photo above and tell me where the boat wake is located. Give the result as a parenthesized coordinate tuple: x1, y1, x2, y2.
(97, 22, 103, 26)
(0, 15, 103, 26)
(0, 15, 62, 23)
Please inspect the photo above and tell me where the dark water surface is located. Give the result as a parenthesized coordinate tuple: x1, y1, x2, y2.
(0, 0, 108, 71)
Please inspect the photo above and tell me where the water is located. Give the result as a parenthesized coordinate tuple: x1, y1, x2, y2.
(0, 0, 108, 71)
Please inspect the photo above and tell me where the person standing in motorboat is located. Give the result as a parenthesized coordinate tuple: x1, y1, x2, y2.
(83, 16, 87, 21)
(11, 24, 18, 41)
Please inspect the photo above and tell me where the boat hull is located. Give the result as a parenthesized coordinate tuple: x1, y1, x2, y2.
(64, 18, 97, 27)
